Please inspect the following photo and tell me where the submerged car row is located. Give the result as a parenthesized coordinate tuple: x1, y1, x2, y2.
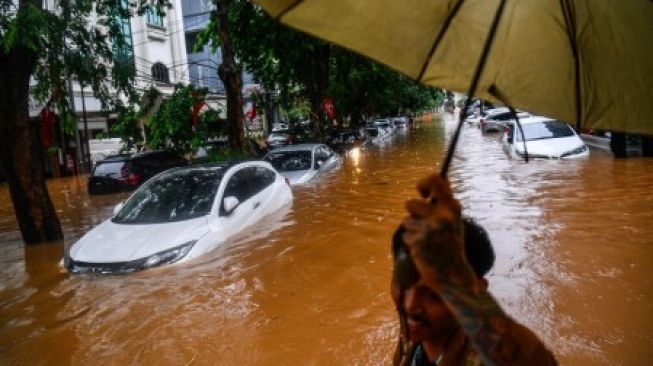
(469, 107, 590, 160)
(68, 144, 345, 274)
(69, 117, 410, 274)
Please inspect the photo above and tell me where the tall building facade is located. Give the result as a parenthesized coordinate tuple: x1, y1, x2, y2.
(28, 1, 191, 176)
(180, 0, 255, 93)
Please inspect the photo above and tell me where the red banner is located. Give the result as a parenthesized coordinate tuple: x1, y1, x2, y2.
(40, 107, 56, 147)
(322, 97, 335, 119)
(191, 91, 205, 127)
(245, 104, 257, 121)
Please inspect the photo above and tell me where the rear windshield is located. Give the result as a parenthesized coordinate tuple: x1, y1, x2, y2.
(269, 133, 287, 139)
(517, 121, 575, 141)
(367, 128, 379, 137)
(92, 161, 125, 177)
(113, 168, 224, 224)
(264, 151, 312, 171)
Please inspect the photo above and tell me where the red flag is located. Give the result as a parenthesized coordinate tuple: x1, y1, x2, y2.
(191, 92, 205, 127)
(40, 107, 56, 147)
(245, 104, 257, 121)
(322, 97, 335, 119)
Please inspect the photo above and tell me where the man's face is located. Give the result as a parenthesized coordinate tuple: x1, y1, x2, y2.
(391, 278, 458, 343)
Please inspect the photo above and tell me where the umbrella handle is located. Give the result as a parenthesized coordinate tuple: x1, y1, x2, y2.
(440, 0, 508, 177)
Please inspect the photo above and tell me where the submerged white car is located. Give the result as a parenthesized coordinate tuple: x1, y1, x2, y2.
(502, 116, 590, 159)
(65, 161, 293, 274)
(263, 143, 340, 185)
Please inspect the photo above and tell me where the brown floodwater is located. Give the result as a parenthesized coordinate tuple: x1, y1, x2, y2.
(1, 114, 652, 365)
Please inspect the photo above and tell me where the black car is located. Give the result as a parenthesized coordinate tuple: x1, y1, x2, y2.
(325, 128, 366, 151)
(88, 151, 188, 195)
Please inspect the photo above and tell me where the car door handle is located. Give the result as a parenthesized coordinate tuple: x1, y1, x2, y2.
(253, 202, 261, 209)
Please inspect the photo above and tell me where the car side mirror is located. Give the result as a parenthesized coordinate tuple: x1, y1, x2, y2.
(223, 196, 239, 214)
(112, 201, 124, 216)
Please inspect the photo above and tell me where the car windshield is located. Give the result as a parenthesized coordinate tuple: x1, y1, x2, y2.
(269, 133, 287, 140)
(92, 161, 125, 177)
(113, 168, 224, 224)
(516, 121, 575, 142)
(264, 151, 312, 171)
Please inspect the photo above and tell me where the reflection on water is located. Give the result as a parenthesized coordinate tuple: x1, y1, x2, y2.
(1, 115, 652, 365)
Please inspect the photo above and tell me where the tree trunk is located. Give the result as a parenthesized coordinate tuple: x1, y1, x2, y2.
(0, 47, 63, 244)
(307, 44, 331, 142)
(216, 0, 245, 152)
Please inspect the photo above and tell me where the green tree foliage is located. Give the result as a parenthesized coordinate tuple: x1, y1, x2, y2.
(147, 84, 221, 155)
(194, 0, 247, 151)
(108, 87, 162, 146)
(0, 0, 171, 244)
(329, 48, 444, 125)
(221, 3, 442, 134)
(227, 2, 332, 139)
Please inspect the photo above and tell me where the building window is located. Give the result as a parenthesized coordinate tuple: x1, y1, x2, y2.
(145, 7, 164, 27)
(111, 0, 135, 85)
(152, 62, 170, 84)
(185, 32, 201, 54)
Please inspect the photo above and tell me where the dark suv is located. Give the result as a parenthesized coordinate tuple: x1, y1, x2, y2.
(88, 151, 188, 195)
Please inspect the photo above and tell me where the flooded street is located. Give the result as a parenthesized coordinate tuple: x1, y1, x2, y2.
(1, 114, 652, 365)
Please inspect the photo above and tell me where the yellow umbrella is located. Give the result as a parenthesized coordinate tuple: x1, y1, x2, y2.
(252, 0, 653, 138)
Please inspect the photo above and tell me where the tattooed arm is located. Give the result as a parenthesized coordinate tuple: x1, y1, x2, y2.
(400, 175, 557, 366)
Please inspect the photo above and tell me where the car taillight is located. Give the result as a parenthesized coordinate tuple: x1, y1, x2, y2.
(127, 172, 140, 186)
(120, 166, 140, 185)
(480, 119, 485, 125)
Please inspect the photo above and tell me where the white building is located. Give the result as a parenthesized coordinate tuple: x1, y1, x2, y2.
(29, 1, 190, 138)
(28, 1, 191, 174)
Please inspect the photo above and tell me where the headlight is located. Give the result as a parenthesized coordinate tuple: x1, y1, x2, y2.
(562, 145, 588, 157)
(66, 240, 196, 274)
(140, 240, 196, 269)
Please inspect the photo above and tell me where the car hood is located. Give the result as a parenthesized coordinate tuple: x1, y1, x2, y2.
(281, 170, 314, 185)
(69, 217, 209, 263)
(518, 136, 585, 158)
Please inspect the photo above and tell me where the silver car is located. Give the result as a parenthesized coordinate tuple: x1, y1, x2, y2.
(263, 143, 340, 185)
(480, 109, 530, 134)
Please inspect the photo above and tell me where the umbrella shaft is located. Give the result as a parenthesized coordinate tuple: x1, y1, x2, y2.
(440, 0, 508, 177)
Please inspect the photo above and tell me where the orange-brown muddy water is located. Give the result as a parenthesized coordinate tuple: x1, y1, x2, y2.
(1, 114, 652, 365)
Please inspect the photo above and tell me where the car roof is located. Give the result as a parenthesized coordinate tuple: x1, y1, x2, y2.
(130, 150, 180, 159)
(267, 143, 322, 152)
(485, 107, 509, 115)
(170, 159, 275, 174)
(513, 116, 563, 125)
(97, 154, 131, 163)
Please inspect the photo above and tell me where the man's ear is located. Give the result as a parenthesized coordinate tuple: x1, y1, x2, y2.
(478, 277, 489, 291)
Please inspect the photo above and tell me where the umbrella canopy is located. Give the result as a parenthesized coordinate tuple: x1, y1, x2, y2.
(252, 0, 653, 135)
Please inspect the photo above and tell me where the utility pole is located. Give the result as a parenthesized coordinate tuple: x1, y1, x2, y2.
(79, 78, 91, 173)
(67, 78, 82, 176)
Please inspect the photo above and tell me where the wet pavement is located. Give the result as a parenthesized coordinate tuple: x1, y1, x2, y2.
(1, 113, 652, 365)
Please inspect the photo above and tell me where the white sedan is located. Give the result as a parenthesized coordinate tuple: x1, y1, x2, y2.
(65, 161, 293, 274)
(263, 143, 340, 185)
(502, 116, 590, 159)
